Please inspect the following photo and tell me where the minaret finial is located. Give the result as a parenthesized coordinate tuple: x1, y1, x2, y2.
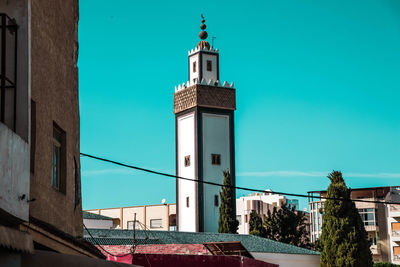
(199, 14, 208, 40)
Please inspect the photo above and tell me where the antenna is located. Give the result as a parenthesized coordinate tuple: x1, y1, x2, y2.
(212, 37, 216, 48)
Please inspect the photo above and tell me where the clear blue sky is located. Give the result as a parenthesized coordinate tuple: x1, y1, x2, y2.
(79, 0, 400, 211)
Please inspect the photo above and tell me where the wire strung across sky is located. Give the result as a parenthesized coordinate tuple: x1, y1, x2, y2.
(80, 152, 400, 205)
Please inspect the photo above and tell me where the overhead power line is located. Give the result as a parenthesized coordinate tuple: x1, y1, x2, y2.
(80, 152, 400, 205)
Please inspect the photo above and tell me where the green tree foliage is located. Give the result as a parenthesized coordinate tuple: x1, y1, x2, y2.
(374, 263, 400, 267)
(249, 210, 266, 237)
(262, 202, 310, 248)
(320, 171, 373, 267)
(218, 170, 239, 233)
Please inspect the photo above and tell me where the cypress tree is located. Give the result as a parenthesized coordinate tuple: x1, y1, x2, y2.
(249, 210, 266, 237)
(320, 171, 372, 267)
(218, 170, 239, 233)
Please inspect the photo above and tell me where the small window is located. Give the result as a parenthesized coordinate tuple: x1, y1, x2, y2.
(193, 61, 197, 73)
(52, 123, 66, 193)
(186, 196, 190, 208)
(74, 157, 81, 208)
(184, 155, 190, 167)
(214, 195, 219, 206)
(150, 219, 163, 229)
(211, 154, 221, 165)
(207, 60, 212, 71)
(30, 99, 36, 173)
(127, 219, 140, 230)
(245, 214, 248, 223)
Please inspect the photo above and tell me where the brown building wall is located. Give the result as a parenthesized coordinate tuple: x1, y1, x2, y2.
(29, 0, 82, 238)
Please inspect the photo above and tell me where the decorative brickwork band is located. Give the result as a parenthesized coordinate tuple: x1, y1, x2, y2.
(174, 84, 236, 114)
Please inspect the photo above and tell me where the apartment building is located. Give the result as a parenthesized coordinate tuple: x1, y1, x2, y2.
(308, 186, 400, 263)
(386, 188, 400, 264)
(85, 203, 177, 231)
(236, 190, 302, 235)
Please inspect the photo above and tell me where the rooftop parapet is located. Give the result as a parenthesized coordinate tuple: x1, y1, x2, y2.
(188, 46, 219, 56)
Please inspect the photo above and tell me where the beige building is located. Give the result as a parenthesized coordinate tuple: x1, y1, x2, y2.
(0, 0, 119, 264)
(309, 186, 400, 263)
(85, 203, 177, 231)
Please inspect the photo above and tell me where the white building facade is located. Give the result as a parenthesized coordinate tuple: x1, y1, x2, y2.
(236, 191, 302, 235)
(174, 17, 236, 232)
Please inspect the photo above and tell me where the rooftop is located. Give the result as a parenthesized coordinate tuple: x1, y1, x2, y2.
(308, 185, 400, 194)
(83, 211, 113, 221)
(84, 228, 319, 255)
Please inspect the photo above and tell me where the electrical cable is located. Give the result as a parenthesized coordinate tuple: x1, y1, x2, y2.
(80, 152, 400, 205)
(83, 223, 133, 258)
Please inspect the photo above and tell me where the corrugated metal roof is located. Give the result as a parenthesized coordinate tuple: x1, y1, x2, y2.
(83, 211, 113, 220)
(84, 229, 319, 255)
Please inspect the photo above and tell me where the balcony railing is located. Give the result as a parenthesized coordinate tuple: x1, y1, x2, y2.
(390, 205, 400, 212)
(393, 230, 400, 237)
(0, 13, 18, 131)
(394, 254, 400, 261)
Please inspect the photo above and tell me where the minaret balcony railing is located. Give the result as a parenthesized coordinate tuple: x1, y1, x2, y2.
(0, 13, 18, 131)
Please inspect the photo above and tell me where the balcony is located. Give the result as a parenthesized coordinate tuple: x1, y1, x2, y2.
(394, 254, 400, 263)
(370, 245, 381, 255)
(393, 231, 400, 243)
(390, 205, 400, 219)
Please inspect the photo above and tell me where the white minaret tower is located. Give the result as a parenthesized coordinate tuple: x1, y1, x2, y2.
(174, 16, 236, 233)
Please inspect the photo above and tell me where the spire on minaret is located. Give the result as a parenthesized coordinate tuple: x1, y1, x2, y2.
(197, 14, 210, 49)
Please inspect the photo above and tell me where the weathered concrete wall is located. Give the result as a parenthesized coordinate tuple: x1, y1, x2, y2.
(252, 252, 320, 267)
(29, 0, 82, 237)
(0, 122, 29, 223)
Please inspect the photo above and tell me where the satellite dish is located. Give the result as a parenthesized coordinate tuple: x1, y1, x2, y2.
(161, 199, 166, 204)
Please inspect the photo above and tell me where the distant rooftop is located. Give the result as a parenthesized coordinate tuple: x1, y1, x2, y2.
(83, 211, 113, 221)
(84, 228, 319, 255)
(308, 185, 400, 194)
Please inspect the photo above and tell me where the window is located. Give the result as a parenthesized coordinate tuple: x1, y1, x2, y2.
(206, 60, 212, 71)
(392, 222, 400, 237)
(184, 155, 190, 167)
(30, 100, 36, 173)
(127, 220, 141, 230)
(214, 195, 219, 206)
(0, 14, 18, 131)
(186, 196, 189, 208)
(74, 157, 81, 208)
(245, 214, 248, 223)
(211, 154, 221, 165)
(150, 219, 162, 229)
(358, 208, 376, 226)
(193, 61, 196, 73)
(52, 123, 66, 192)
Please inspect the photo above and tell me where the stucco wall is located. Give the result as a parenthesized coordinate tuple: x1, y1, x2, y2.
(252, 252, 320, 267)
(29, 0, 82, 237)
(202, 113, 230, 232)
(177, 113, 196, 232)
(0, 123, 29, 223)
(83, 219, 113, 229)
(201, 54, 217, 82)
